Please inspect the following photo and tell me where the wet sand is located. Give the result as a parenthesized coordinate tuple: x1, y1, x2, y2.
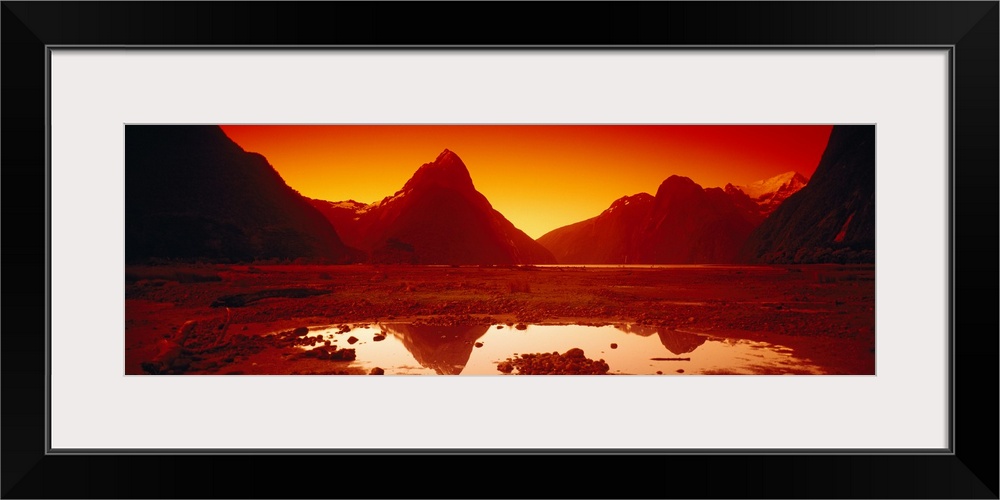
(125, 264, 876, 375)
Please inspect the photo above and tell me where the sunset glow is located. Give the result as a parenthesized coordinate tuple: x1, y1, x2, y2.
(219, 125, 833, 239)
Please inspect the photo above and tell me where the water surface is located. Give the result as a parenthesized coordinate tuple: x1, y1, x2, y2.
(297, 323, 825, 375)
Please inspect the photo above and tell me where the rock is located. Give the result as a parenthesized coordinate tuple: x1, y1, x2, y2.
(474, 342, 483, 348)
(373, 334, 386, 342)
(515, 323, 527, 330)
(331, 348, 356, 361)
(370, 367, 385, 375)
(293, 327, 309, 336)
(676, 369, 685, 373)
(496, 325, 504, 329)
(347, 336, 359, 344)
(564, 348, 585, 359)
(656, 371, 663, 375)
(610, 343, 618, 349)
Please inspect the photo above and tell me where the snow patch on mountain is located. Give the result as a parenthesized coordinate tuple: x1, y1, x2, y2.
(729, 171, 808, 215)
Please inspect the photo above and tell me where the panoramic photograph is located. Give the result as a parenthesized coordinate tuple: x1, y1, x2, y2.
(125, 124, 875, 375)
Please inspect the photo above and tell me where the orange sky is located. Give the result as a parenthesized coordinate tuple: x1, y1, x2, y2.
(219, 125, 833, 239)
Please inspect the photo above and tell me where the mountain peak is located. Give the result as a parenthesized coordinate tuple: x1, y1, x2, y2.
(734, 171, 808, 200)
(436, 148, 459, 162)
(403, 149, 475, 193)
(655, 175, 701, 198)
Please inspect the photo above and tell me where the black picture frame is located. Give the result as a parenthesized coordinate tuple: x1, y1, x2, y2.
(3, 2, 997, 498)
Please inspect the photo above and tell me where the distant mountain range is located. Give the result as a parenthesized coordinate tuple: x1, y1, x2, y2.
(539, 125, 874, 265)
(126, 125, 873, 266)
(538, 174, 769, 264)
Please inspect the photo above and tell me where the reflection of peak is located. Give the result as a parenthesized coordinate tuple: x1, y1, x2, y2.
(382, 324, 490, 375)
(656, 329, 707, 355)
(614, 324, 707, 355)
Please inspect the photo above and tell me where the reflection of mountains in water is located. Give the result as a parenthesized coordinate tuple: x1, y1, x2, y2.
(381, 324, 490, 375)
(614, 324, 707, 355)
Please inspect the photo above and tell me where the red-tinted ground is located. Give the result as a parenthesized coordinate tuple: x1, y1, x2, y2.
(125, 264, 876, 375)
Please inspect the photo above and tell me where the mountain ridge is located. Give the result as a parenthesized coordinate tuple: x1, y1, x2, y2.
(313, 149, 556, 265)
(125, 125, 361, 263)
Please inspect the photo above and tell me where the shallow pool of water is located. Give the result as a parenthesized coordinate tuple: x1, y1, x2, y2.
(295, 323, 825, 375)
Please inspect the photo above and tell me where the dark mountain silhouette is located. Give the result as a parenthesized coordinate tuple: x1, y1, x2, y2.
(632, 176, 764, 263)
(382, 324, 490, 375)
(536, 193, 654, 264)
(740, 125, 875, 263)
(125, 125, 361, 263)
(315, 150, 556, 265)
(540, 174, 763, 265)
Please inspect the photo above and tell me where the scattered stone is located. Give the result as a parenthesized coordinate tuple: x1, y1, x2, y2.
(610, 343, 618, 349)
(474, 342, 483, 348)
(656, 371, 663, 375)
(330, 348, 356, 361)
(676, 369, 684, 373)
(373, 334, 386, 342)
(497, 349, 609, 375)
(514, 323, 527, 330)
(293, 327, 309, 336)
(347, 336, 359, 345)
(370, 367, 385, 375)
(496, 325, 504, 329)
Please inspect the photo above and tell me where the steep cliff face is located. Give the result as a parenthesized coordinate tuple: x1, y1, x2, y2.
(740, 125, 875, 264)
(125, 125, 360, 263)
